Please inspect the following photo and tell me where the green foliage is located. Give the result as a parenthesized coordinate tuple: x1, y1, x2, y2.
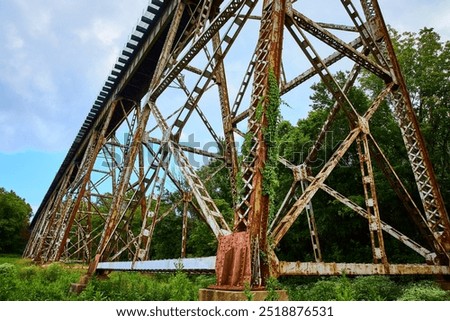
(168, 271, 197, 301)
(352, 276, 401, 301)
(0, 262, 16, 274)
(0, 262, 82, 300)
(1, 256, 214, 301)
(286, 276, 449, 301)
(296, 278, 348, 301)
(150, 213, 183, 259)
(335, 274, 356, 301)
(80, 272, 170, 301)
(186, 216, 218, 257)
(265, 276, 282, 301)
(0, 263, 18, 300)
(79, 271, 205, 301)
(0, 188, 32, 253)
(398, 281, 450, 301)
(244, 282, 254, 301)
(301, 276, 356, 301)
(77, 283, 109, 301)
(263, 70, 282, 223)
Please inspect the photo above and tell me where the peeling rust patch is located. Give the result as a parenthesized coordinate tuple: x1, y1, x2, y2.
(279, 261, 450, 276)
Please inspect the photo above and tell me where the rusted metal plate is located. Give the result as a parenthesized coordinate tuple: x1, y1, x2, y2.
(213, 231, 251, 289)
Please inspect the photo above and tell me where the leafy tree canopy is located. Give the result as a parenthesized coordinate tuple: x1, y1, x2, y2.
(0, 188, 32, 254)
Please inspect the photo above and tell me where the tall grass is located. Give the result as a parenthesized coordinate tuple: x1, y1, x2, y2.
(0, 257, 215, 301)
(285, 275, 449, 301)
(0, 262, 82, 300)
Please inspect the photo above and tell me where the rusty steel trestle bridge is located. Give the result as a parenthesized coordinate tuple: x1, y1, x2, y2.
(25, 0, 450, 290)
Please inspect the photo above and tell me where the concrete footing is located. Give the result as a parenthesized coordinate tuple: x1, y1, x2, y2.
(69, 275, 90, 294)
(199, 289, 289, 301)
(437, 276, 450, 291)
(70, 282, 87, 294)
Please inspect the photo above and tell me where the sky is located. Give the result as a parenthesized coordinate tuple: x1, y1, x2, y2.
(0, 0, 449, 213)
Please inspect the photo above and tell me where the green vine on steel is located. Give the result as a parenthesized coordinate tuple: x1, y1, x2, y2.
(237, 69, 281, 224)
(262, 68, 281, 224)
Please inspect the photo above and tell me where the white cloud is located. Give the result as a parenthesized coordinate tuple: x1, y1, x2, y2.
(432, 4, 450, 40)
(12, 0, 54, 39)
(0, 0, 148, 153)
(77, 18, 122, 46)
(379, 0, 450, 39)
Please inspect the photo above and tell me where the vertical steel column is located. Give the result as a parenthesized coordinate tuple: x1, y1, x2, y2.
(89, 106, 149, 274)
(368, 0, 450, 261)
(356, 133, 387, 265)
(24, 192, 56, 259)
(300, 179, 323, 262)
(86, 183, 93, 262)
(33, 164, 76, 262)
(234, 3, 276, 231)
(181, 192, 192, 258)
(212, 32, 240, 207)
(244, 0, 286, 286)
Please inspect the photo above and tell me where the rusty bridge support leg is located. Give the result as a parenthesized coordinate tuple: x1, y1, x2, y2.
(214, 0, 287, 293)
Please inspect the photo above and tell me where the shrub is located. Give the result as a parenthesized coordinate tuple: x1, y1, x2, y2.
(287, 276, 405, 301)
(398, 281, 450, 301)
(78, 278, 110, 301)
(0, 262, 17, 275)
(19, 266, 38, 280)
(265, 277, 282, 301)
(194, 275, 216, 289)
(88, 272, 149, 301)
(0, 263, 18, 300)
(287, 284, 309, 301)
(352, 276, 400, 301)
(335, 275, 356, 301)
(291, 278, 355, 301)
(78, 284, 109, 301)
(168, 271, 196, 301)
(78, 272, 175, 301)
(307, 279, 341, 301)
(21, 264, 81, 300)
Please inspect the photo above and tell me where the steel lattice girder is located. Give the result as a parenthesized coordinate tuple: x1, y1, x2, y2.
(25, 0, 450, 287)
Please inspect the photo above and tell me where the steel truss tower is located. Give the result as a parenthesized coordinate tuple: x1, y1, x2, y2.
(25, 0, 450, 289)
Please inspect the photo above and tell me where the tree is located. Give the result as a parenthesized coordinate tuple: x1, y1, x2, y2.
(0, 188, 32, 253)
(362, 27, 450, 211)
